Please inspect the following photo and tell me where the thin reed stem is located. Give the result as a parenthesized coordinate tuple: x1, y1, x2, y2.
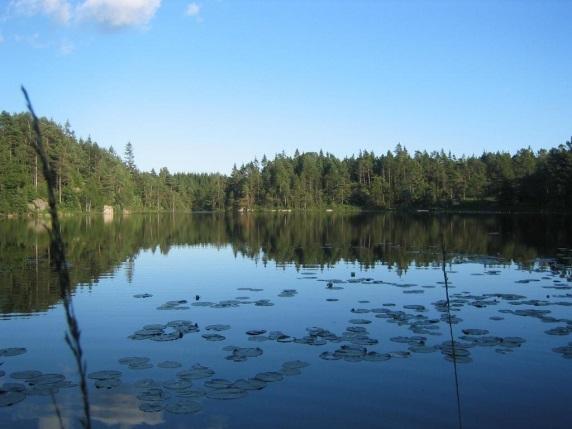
(440, 225, 463, 429)
(22, 86, 92, 429)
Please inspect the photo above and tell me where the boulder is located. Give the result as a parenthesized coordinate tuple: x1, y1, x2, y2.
(32, 198, 48, 211)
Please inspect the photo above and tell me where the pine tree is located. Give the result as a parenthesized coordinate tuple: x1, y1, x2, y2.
(124, 142, 136, 173)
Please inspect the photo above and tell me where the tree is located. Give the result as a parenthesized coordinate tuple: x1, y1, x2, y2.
(124, 142, 136, 173)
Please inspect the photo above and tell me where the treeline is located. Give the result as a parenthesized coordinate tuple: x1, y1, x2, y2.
(1, 111, 571, 213)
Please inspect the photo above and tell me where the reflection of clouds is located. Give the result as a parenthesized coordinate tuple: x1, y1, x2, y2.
(39, 415, 71, 429)
(90, 391, 163, 428)
(9, 388, 163, 429)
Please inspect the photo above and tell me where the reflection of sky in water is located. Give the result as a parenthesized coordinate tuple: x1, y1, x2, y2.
(1, 244, 572, 429)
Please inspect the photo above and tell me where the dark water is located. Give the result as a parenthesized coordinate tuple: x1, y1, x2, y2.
(1, 213, 571, 429)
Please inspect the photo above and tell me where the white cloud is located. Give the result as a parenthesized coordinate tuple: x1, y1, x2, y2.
(76, 0, 161, 29)
(185, 2, 200, 17)
(10, 0, 71, 24)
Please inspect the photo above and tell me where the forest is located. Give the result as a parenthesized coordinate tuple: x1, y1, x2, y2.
(1, 111, 571, 213)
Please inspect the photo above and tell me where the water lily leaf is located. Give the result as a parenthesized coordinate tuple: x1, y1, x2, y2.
(204, 379, 232, 389)
(202, 333, 226, 341)
(254, 372, 284, 382)
(206, 388, 247, 400)
(157, 361, 182, 369)
(282, 360, 309, 369)
(0, 391, 26, 407)
(95, 378, 121, 389)
(166, 400, 202, 414)
(88, 370, 122, 380)
(0, 348, 26, 357)
(139, 402, 163, 412)
(137, 388, 171, 402)
(10, 370, 42, 380)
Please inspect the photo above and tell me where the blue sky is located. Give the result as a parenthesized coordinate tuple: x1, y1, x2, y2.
(1, 0, 571, 173)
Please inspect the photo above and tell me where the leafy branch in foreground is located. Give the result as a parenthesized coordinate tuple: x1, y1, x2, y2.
(22, 86, 92, 429)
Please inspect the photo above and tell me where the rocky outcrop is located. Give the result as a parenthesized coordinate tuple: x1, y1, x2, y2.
(31, 198, 49, 211)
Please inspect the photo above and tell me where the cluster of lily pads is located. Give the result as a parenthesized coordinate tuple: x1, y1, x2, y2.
(190, 298, 274, 309)
(132, 360, 309, 414)
(157, 300, 190, 310)
(129, 320, 199, 341)
(1, 369, 77, 408)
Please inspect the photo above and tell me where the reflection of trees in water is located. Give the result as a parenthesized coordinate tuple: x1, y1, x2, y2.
(1, 213, 570, 315)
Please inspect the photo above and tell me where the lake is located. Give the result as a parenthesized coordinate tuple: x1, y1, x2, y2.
(1, 212, 571, 429)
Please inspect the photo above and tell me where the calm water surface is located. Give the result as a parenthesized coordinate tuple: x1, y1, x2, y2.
(1, 213, 571, 429)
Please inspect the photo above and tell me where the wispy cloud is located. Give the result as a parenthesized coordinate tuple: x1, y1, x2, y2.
(8, 1, 163, 29)
(185, 2, 202, 22)
(76, 0, 162, 30)
(10, 0, 72, 24)
(185, 2, 200, 18)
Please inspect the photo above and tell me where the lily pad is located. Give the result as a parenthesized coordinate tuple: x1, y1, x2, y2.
(282, 360, 309, 369)
(348, 319, 372, 325)
(177, 365, 214, 380)
(0, 348, 26, 357)
(319, 351, 341, 361)
(363, 352, 391, 362)
(206, 388, 247, 400)
(231, 379, 266, 391)
(254, 372, 284, 382)
(545, 327, 571, 336)
(165, 400, 202, 414)
(119, 357, 150, 366)
(139, 402, 163, 413)
(176, 388, 206, 398)
(462, 329, 489, 336)
(2, 383, 26, 392)
(10, 370, 42, 380)
(205, 324, 231, 332)
(137, 388, 171, 402)
(204, 379, 232, 389)
(157, 361, 182, 369)
(202, 334, 226, 341)
(129, 362, 153, 370)
(29, 374, 66, 386)
(88, 370, 122, 380)
(280, 367, 301, 376)
(95, 378, 121, 389)
(163, 380, 193, 390)
(0, 391, 26, 407)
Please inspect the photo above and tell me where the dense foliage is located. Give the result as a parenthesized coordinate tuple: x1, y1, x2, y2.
(1, 111, 571, 213)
